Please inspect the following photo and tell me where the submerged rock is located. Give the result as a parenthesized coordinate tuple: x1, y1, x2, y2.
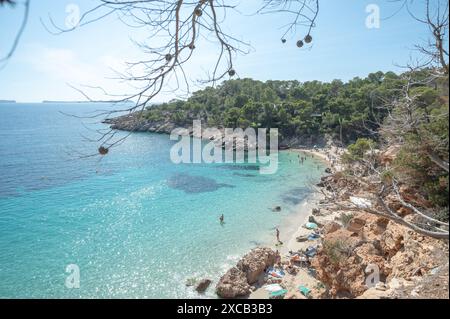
(196, 279, 212, 293)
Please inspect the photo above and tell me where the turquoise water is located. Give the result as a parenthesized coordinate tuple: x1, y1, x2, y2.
(0, 103, 325, 298)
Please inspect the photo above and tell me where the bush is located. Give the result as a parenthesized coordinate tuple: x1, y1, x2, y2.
(322, 240, 352, 266)
(342, 138, 376, 163)
(340, 213, 354, 227)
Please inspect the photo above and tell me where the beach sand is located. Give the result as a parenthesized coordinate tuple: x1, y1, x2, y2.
(248, 148, 340, 299)
(249, 191, 325, 299)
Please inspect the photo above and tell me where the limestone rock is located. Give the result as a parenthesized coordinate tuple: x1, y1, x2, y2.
(216, 248, 277, 298)
(237, 248, 277, 284)
(322, 221, 342, 234)
(195, 279, 212, 293)
(346, 217, 366, 234)
(216, 267, 251, 298)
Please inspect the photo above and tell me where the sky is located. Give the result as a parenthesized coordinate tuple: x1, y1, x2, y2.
(0, 0, 434, 102)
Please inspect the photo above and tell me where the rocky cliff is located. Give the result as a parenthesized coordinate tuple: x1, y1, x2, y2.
(105, 112, 327, 148)
(310, 172, 449, 299)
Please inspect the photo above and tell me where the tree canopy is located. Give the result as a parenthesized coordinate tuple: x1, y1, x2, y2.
(142, 71, 405, 144)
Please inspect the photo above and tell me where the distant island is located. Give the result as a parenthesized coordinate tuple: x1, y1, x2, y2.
(42, 100, 134, 104)
(0, 100, 16, 103)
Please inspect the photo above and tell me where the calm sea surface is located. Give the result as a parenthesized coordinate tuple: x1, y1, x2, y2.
(0, 103, 324, 298)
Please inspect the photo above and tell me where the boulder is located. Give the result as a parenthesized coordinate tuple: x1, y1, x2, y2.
(216, 248, 277, 298)
(379, 144, 401, 166)
(346, 217, 366, 234)
(195, 279, 212, 293)
(237, 248, 277, 284)
(380, 221, 404, 257)
(322, 221, 342, 234)
(216, 267, 251, 298)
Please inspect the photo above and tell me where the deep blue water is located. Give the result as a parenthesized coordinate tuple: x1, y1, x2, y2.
(0, 103, 324, 298)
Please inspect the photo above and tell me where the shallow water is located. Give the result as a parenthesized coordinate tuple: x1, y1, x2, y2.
(0, 103, 325, 298)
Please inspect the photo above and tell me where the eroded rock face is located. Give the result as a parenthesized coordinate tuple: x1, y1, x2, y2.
(311, 207, 448, 298)
(216, 267, 250, 298)
(216, 248, 277, 298)
(322, 221, 342, 234)
(381, 221, 405, 257)
(237, 248, 277, 284)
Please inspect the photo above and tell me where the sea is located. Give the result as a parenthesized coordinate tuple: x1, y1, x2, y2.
(0, 102, 325, 298)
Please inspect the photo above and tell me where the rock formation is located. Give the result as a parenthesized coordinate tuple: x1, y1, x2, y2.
(195, 279, 212, 293)
(311, 210, 448, 298)
(216, 248, 277, 298)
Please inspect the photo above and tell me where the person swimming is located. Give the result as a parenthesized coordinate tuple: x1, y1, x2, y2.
(219, 214, 225, 224)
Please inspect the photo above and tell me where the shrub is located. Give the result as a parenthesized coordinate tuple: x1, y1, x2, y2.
(343, 138, 376, 163)
(340, 213, 354, 227)
(322, 240, 352, 266)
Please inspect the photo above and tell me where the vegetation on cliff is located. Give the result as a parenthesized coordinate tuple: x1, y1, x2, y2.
(339, 70, 449, 234)
(139, 72, 405, 144)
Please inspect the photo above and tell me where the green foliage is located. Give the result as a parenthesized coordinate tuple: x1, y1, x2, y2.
(342, 138, 376, 163)
(386, 74, 449, 212)
(322, 240, 352, 266)
(141, 73, 403, 143)
(339, 213, 355, 227)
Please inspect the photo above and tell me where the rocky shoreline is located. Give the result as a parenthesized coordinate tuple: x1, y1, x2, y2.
(103, 113, 326, 149)
(215, 147, 449, 299)
(106, 114, 449, 299)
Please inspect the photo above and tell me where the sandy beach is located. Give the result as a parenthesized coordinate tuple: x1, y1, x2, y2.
(249, 147, 342, 299)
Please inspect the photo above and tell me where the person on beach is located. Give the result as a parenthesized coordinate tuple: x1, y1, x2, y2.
(275, 250, 282, 267)
(276, 227, 281, 244)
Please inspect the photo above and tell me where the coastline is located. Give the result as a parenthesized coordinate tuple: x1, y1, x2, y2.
(281, 147, 342, 254)
(249, 147, 338, 299)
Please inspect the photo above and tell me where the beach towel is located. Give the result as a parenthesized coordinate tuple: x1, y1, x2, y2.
(269, 289, 288, 299)
(305, 247, 317, 257)
(269, 270, 285, 278)
(305, 222, 318, 230)
(299, 285, 311, 297)
(264, 284, 284, 293)
(307, 233, 320, 241)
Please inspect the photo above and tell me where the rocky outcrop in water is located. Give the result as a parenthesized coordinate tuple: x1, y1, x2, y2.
(216, 248, 277, 298)
(215, 267, 251, 298)
(104, 114, 177, 134)
(195, 279, 212, 293)
(104, 112, 328, 149)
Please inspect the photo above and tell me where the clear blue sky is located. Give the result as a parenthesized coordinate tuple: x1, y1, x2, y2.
(0, 0, 432, 102)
